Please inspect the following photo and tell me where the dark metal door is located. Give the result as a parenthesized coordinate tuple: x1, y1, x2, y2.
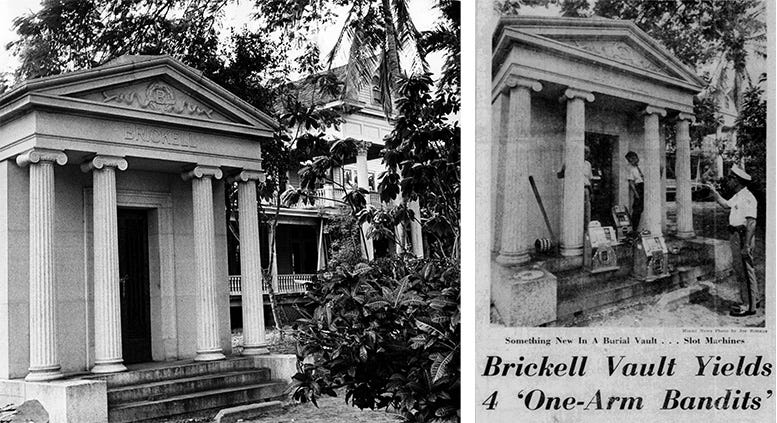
(117, 208, 152, 364)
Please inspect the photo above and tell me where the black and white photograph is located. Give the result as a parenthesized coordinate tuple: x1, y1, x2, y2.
(484, 0, 770, 329)
(0, 0, 460, 422)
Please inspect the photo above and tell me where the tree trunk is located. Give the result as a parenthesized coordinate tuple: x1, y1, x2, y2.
(382, 0, 402, 93)
(263, 191, 285, 340)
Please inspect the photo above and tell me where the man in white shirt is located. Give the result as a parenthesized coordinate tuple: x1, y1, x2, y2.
(625, 151, 644, 230)
(710, 166, 759, 317)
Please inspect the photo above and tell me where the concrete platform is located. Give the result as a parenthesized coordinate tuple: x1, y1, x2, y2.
(0, 354, 295, 423)
(493, 235, 734, 326)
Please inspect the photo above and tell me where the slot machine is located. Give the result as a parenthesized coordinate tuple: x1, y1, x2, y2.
(632, 230, 670, 281)
(611, 205, 632, 240)
(583, 221, 619, 273)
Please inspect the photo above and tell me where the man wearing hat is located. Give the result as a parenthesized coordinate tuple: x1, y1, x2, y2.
(709, 165, 759, 317)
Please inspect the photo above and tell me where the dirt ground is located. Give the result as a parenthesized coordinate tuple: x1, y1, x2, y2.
(160, 396, 403, 423)
(238, 396, 404, 423)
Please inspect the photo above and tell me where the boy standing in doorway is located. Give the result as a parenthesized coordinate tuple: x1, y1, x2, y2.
(625, 151, 644, 231)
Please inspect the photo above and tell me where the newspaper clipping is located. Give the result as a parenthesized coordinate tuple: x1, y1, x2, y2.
(475, 1, 775, 421)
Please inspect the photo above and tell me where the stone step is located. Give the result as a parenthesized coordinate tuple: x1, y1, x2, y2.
(108, 368, 271, 405)
(86, 357, 257, 388)
(108, 380, 287, 423)
(557, 274, 678, 321)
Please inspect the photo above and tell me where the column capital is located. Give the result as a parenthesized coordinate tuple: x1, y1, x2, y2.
(81, 155, 128, 173)
(562, 88, 594, 102)
(356, 141, 372, 155)
(182, 165, 223, 181)
(16, 148, 67, 168)
(504, 75, 542, 93)
(643, 106, 667, 117)
(676, 112, 696, 124)
(228, 170, 265, 183)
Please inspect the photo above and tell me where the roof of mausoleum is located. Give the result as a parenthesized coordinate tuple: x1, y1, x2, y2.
(493, 16, 705, 96)
(0, 55, 278, 133)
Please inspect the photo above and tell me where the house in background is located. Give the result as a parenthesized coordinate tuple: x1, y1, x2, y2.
(227, 65, 424, 320)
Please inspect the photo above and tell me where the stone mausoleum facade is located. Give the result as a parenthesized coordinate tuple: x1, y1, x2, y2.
(0, 55, 283, 421)
(491, 17, 706, 325)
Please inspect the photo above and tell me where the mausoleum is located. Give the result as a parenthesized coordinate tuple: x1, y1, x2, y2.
(0, 55, 290, 422)
(490, 17, 716, 326)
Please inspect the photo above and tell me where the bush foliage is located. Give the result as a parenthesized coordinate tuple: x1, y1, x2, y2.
(292, 258, 460, 422)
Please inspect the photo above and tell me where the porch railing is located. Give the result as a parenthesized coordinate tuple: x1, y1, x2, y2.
(229, 274, 314, 296)
(260, 187, 383, 210)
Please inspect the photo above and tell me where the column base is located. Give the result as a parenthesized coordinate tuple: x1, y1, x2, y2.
(676, 230, 695, 239)
(242, 345, 270, 355)
(26, 365, 64, 381)
(194, 350, 226, 362)
(495, 251, 531, 266)
(560, 246, 583, 257)
(91, 360, 127, 374)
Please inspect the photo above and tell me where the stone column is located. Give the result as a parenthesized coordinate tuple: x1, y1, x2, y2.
(496, 76, 542, 265)
(409, 200, 424, 258)
(560, 88, 595, 257)
(17, 149, 67, 381)
(394, 199, 407, 255)
(356, 141, 374, 260)
(230, 170, 269, 355)
(642, 106, 667, 235)
(323, 183, 334, 208)
(317, 219, 327, 270)
(675, 113, 696, 238)
(82, 155, 129, 374)
(182, 166, 226, 362)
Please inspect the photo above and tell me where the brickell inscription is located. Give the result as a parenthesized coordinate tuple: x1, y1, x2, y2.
(123, 124, 197, 149)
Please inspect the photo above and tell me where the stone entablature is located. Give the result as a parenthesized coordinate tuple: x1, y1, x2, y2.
(0, 56, 274, 171)
(492, 17, 704, 114)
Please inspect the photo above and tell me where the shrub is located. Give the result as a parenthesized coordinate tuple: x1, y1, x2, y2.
(291, 257, 460, 422)
(324, 214, 364, 269)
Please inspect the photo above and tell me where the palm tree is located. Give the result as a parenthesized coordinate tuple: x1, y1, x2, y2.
(326, 0, 427, 117)
(703, 1, 766, 113)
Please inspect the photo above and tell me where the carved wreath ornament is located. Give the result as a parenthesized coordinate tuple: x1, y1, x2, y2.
(102, 82, 215, 119)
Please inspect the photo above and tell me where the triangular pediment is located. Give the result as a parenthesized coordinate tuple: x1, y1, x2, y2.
(10, 55, 276, 132)
(70, 78, 233, 123)
(546, 36, 674, 77)
(495, 17, 705, 89)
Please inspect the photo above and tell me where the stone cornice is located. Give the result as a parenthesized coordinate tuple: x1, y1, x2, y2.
(562, 88, 595, 102)
(228, 170, 266, 183)
(492, 62, 695, 114)
(676, 112, 696, 124)
(493, 18, 705, 89)
(81, 155, 128, 172)
(16, 148, 68, 167)
(643, 106, 667, 117)
(182, 165, 223, 181)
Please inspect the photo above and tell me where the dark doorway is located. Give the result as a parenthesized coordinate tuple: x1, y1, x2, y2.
(117, 208, 152, 364)
(585, 132, 617, 226)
